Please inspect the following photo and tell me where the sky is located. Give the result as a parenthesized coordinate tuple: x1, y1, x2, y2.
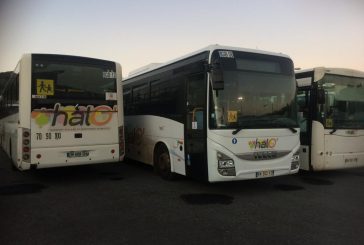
(0, 0, 363, 76)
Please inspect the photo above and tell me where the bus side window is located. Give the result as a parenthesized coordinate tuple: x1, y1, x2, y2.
(123, 88, 131, 115)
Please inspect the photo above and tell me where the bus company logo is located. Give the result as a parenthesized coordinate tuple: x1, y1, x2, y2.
(32, 103, 116, 128)
(248, 138, 278, 150)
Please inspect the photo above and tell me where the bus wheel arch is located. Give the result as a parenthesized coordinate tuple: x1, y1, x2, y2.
(153, 142, 176, 180)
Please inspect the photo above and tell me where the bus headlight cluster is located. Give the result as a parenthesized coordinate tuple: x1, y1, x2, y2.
(22, 128, 31, 162)
(218, 159, 235, 168)
(291, 150, 300, 170)
(217, 152, 236, 176)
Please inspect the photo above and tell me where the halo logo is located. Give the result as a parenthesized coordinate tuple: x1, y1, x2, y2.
(248, 138, 278, 149)
(32, 103, 116, 128)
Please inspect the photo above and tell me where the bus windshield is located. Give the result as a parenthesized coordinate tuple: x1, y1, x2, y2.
(31, 54, 116, 108)
(209, 50, 297, 130)
(322, 74, 364, 129)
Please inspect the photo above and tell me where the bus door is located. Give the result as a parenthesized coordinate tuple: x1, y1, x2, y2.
(185, 73, 207, 180)
(297, 87, 312, 170)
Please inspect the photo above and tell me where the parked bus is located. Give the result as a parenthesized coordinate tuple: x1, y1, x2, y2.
(296, 67, 364, 171)
(0, 54, 124, 170)
(123, 45, 300, 182)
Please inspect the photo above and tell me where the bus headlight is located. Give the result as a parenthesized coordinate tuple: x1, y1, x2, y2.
(218, 159, 235, 168)
(217, 152, 236, 176)
(291, 150, 300, 170)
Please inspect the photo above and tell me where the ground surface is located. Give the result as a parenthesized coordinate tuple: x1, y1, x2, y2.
(1, 150, 363, 245)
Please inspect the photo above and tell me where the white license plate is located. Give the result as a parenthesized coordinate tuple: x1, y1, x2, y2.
(67, 151, 89, 158)
(256, 170, 274, 178)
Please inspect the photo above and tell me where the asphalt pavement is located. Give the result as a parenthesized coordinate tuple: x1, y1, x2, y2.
(1, 149, 363, 245)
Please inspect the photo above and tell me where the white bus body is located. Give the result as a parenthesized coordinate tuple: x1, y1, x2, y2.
(0, 54, 124, 170)
(296, 67, 364, 171)
(123, 45, 300, 182)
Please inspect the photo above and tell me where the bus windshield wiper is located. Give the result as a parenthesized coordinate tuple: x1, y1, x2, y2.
(330, 128, 337, 134)
(269, 119, 298, 133)
(232, 127, 244, 135)
(232, 125, 297, 135)
(271, 125, 297, 133)
(288, 127, 297, 133)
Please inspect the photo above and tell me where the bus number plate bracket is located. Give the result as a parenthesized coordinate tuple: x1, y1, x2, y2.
(256, 170, 274, 178)
(67, 151, 89, 158)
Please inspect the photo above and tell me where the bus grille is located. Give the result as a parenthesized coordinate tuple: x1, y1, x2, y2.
(236, 150, 290, 161)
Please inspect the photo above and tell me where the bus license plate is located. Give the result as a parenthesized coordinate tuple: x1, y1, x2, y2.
(256, 170, 274, 178)
(67, 151, 89, 158)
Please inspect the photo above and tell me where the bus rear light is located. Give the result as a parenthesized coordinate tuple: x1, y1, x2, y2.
(36, 154, 42, 159)
(22, 128, 31, 163)
(111, 149, 115, 154)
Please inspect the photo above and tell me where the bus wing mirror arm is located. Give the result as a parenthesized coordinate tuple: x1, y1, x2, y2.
(211, 70, 224, 90)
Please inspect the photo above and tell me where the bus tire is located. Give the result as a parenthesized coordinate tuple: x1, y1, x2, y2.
(154, 144, 176, 180)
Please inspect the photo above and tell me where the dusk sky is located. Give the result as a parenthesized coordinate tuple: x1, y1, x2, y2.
(0, 0, 363, 76)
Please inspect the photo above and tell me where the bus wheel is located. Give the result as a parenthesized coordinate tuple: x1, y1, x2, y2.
(154, 144, 176, 180)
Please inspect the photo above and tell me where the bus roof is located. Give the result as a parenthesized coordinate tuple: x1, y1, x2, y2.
(22, 53, 119, 65)
(126, 44, 292, 80)
(296, 67, 364, 82)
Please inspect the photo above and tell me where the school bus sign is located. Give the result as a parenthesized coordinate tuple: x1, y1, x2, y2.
(36, 79, 54, 96)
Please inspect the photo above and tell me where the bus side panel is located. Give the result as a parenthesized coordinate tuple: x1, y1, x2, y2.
(8, 115, 18, 164)
(116, 62, 125, 161)
(18, 54, 32, 130)
(125, 115, 186, 175)
(1, 114, 18, 161)
(16, 55, 32, 168)
(311, 121, 325, 171)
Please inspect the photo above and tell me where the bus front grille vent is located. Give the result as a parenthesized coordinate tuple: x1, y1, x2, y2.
(236, 150, 290, 161)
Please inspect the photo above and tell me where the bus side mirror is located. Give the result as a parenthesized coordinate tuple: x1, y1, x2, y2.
(212, 69, 224, 90)
(317, 89, 325, 104)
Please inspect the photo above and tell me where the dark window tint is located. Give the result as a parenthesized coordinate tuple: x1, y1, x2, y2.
(0, 64, 20, 118)
(212, 50, 294, 75)
(150, 77, 184, 121)
(31, 54, 116, 108)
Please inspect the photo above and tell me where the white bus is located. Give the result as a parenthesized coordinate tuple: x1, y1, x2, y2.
(0, 54, 124, 170)
(296, 67, 364, 171)
(122, 45, 300, 182)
